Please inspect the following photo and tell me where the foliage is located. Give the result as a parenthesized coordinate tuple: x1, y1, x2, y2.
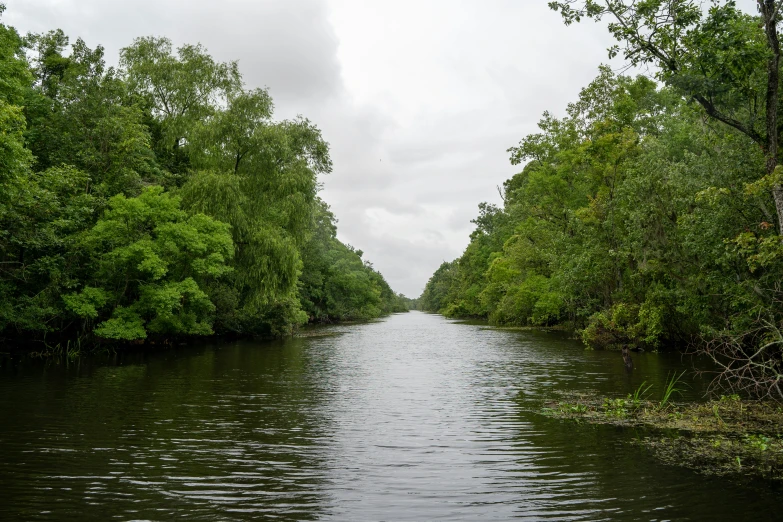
(119, 36, 241, 177)
(544, 393, 783, 480)
(66, 186, 233, 340)
(0, 8, 404, 345)
(298, 200, 409, 322)
(659, 371, 687, 410)
(629, 381, 653, 408)
(549, 0, 783, 258)
(25, 34, 162, 195)
(0, 166, 99, 332)
(420, 20, 783, 397)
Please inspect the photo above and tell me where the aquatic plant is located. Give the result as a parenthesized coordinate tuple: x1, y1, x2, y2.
(658, 371, 686, 411)
(628, 381, 653, 409)
(603, 398, 628, 418)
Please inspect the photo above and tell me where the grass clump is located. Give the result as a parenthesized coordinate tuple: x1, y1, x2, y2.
(658, 371, 686, 410)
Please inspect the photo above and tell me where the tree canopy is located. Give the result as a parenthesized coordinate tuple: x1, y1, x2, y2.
(421, 59, 783, 398)
(0, 7, 408, 345)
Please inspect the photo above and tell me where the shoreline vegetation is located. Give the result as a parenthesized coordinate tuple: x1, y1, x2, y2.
(419, 1, 783, 403)
(0, 4, 412, 351)
(541, 389, 783, 481)
(418, 1, 783, 474)
(6, 314, 403, 355)
(7, 315, 390, 357)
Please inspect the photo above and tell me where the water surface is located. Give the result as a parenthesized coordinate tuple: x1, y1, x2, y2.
(0, 312, 779, 520)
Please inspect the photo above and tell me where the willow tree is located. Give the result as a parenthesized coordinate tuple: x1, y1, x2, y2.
(119, 36, 334, 333)
(119, 36, 242, 178)
(180, 87, 332, 333)
(549, 0, 783, 232)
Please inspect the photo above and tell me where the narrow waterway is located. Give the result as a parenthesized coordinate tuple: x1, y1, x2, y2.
(0, 311, 779, 520)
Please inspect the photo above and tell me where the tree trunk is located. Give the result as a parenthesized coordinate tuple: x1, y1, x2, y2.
(760, 0, 783, 232)
(774, 186, 783, 233)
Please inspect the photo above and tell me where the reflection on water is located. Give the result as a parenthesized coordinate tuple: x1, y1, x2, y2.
(0, 312, 779, 520)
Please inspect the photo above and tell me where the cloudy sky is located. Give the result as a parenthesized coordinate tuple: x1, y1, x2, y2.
(6, 0, 658, 296)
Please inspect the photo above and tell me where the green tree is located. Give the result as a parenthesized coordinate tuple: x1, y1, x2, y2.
(298, 200, 407, 321)
(0, 9, 404, 345)
(549, 0, 783, 232)
(179, 83, 332, 332)
(120, 36, 241, 177)
(65, 186, 233, 340)
(0, 166, 99, 333)
(25, 35, 161, 195)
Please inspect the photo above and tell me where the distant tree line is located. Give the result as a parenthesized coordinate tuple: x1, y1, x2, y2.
(421, 1, 783, 399)
(0, 4, 408, 345)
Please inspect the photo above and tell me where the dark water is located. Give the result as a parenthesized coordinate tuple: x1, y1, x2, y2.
(0, 312, 779, 521)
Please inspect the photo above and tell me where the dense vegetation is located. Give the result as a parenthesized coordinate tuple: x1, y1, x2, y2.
(421, 1, 783, 399)
(0, 5, 407, 345)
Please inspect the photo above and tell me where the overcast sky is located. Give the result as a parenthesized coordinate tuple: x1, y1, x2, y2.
(6, 0, 746, 297)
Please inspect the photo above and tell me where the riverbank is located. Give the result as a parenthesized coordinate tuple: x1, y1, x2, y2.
(3, 313, 407, 357)
(542, 392, 783, 481)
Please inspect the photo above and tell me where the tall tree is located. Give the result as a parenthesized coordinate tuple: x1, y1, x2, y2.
(549, 0, 783, 232)
(180, 87, 332, 332)
(120, 37, 242, 178)
(25, 36, 161, 195)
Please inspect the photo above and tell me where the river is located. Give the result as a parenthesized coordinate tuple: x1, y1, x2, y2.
(0, 311, 779, 520)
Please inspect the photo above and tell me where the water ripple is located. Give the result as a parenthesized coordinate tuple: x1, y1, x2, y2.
(0, 312, 779, 520)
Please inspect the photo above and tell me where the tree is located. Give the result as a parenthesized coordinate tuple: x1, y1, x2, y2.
(295, 199, 407, 322)
(0, 166, 99, 333)
(65, 186, 233, 340)
(0, 3, 32, 185)
(25, 29, 70, 100)
(25, 36, 162, 195)
(189, 88, 274, 174)
(549, 0, 783, 232)
(0, 10, 405, 344)
(420, 261, 458, 312)
(0, 4, 32, 106)
(120, 37, 242, 177)
(180, 102, 332, 330)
